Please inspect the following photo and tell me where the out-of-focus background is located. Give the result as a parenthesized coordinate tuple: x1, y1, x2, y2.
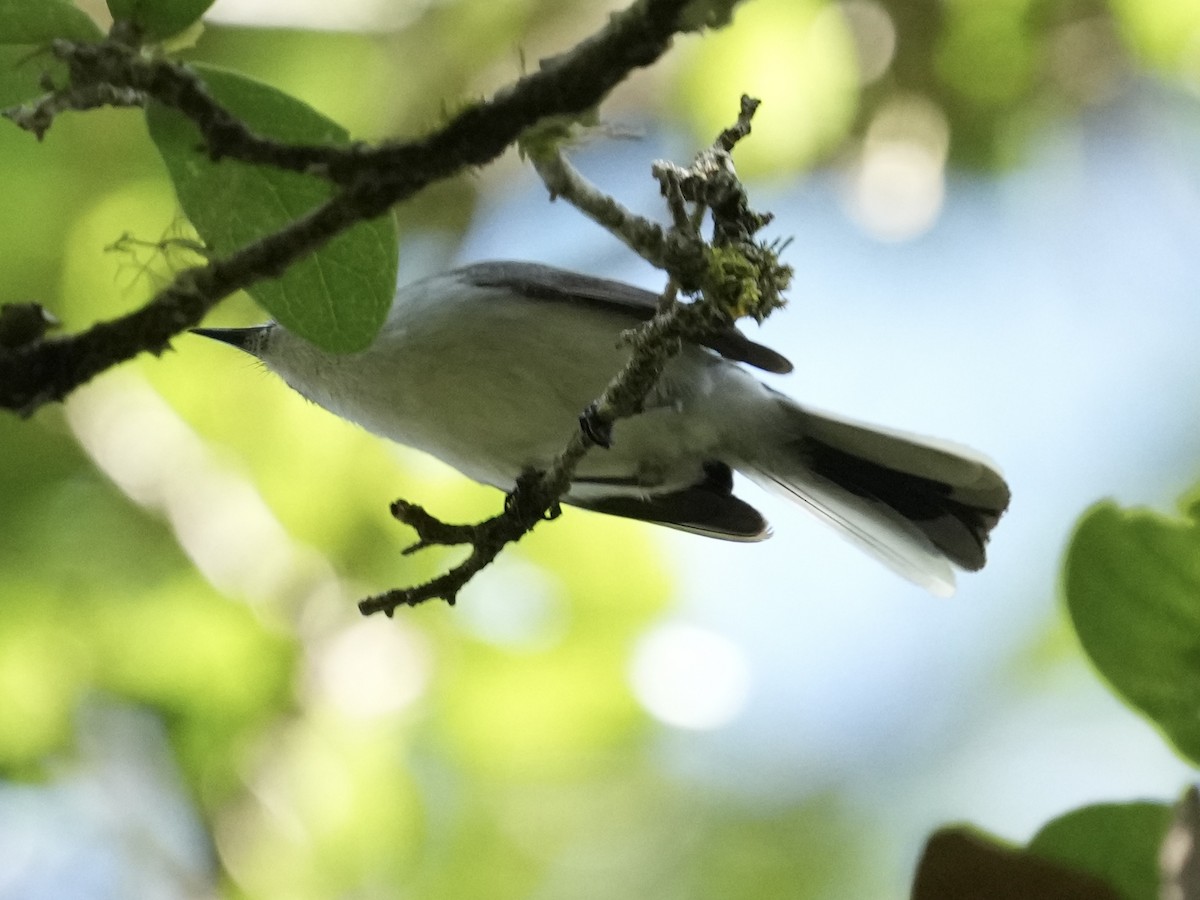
(2, 0, 1200, 897)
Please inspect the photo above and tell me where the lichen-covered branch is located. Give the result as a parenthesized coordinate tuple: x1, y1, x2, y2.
(0, 0, 719, 415)
(6, 0, 716, 184)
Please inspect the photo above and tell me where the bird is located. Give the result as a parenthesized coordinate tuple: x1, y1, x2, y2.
(193, 260, 1010, 595)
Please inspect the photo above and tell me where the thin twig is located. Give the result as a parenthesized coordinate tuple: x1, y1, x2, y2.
(2, 82, 144, 139)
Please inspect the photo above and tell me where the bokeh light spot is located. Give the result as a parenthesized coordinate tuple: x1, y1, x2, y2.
(631, 622, 751, 731)
(835, 0, 897, 84)
(842, 95, 950, 242)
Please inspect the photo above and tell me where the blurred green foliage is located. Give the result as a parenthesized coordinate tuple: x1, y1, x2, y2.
(914, 797, 1180, 898)
(1029, 802, 1173, 900)
(106, 0, 216, 40)
(2, 0, 1200, 897)
(1065, 501, 1200, 766)
(912, 826, 1126, 900)
(0, 0, 103, 44)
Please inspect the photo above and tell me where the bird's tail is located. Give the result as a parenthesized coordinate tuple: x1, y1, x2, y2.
(744, 400, 1011, 596)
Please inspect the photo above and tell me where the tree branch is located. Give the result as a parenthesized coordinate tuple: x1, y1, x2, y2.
(7, 0, 718, 183)
(0, 0, 724, 415)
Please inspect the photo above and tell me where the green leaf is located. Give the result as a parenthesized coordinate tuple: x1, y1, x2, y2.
(106, 0, 215, 41)
(0, 0, 103, 44)
(1029, 802, 1172, 900)
(146, 65, 397, 354)
(912, 827, 1122, 900)
(1064, 501, 1200, 765)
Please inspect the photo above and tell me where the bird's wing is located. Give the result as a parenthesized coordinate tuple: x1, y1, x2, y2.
(566, 460, 770, 542)
(570, 488, 769, 541)
(461, 260, 793, 374)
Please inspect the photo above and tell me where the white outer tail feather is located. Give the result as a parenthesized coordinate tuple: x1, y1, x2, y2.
(747, 467, 958, 597)
(742, 401, 1010, 596)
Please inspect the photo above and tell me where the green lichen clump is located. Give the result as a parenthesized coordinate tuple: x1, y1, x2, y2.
(705, 244, 791, 322)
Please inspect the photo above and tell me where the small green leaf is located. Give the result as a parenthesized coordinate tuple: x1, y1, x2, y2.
(1064, 501, 1200, 765)
(0, 0, 103, 44)
(146, 65, 397, 354)
(1029, 802, 1172, 900)
(106, 0, 215, 41)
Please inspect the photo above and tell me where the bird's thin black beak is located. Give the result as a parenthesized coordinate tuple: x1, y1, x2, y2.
(191, 325, 271, 350)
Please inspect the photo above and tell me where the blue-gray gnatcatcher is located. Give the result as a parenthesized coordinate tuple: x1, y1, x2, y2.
(194, 260, 1009, 595)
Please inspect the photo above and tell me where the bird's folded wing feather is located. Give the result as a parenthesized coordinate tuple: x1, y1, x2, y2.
(462, 261, 794, 374)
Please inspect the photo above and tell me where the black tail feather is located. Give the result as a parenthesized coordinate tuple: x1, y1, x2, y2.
(801, 436, 1009, 571)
